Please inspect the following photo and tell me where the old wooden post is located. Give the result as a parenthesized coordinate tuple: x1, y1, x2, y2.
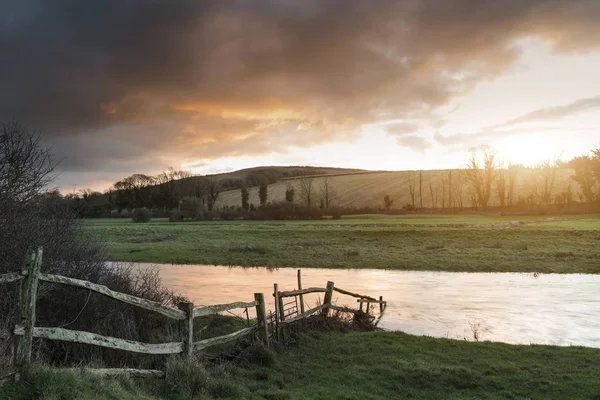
(297, 269, 305, 313)
(273, 284, 281, 340)
(254, 293, 269, 346)
(14, 246, 43, 381)
(322, 281, 335, 317)
(178, 301, 194, 359)
(379, 296, 384, 313)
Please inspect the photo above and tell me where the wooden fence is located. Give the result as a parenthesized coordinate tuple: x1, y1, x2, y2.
(272, 270, 387, 339)
(0, 247, 269, 382)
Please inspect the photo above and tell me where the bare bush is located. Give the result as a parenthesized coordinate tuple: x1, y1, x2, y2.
(131, 207, 152, 223)
(0, 121, 183, 369)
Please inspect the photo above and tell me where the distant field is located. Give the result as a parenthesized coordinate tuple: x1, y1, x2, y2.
(85, 214, 600, 273)
(215, 167, 578, 210)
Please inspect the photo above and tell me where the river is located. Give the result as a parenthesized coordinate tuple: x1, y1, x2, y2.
(131, 263, 600, 348)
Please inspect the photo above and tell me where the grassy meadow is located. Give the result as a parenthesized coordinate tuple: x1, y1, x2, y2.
(4, 329, 600, 399)
(86, 213, 600, 273)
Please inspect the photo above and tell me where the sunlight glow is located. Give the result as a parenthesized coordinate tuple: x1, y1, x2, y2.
(493, 133, 568, 166)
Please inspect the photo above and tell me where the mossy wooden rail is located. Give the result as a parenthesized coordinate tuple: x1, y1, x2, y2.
(273, 270, 388, 336)
(0, 246, 269, 382)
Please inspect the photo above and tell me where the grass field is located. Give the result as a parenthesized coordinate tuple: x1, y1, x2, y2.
(86, 214, 600, 273)
(4, 329, 600, 399)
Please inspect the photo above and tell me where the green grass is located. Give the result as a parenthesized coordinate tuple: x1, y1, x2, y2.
(4, 330, 600, 399)
(85, 214, 600, 273)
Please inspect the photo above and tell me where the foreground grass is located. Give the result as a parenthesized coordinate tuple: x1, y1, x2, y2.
(4, 330, 600, 399)
(85, 214, 600, 273)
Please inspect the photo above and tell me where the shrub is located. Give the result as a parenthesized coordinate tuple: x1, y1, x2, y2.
(131, 207, 151, 223)
(179, 196, 202, 219)
(120, 209, 130, 218)
(168, 208, 184, 222)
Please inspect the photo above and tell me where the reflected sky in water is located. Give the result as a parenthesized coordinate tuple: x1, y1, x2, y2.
(128, 263, 600, 348)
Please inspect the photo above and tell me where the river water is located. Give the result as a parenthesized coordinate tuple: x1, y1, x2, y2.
(132, 263, 600, 348)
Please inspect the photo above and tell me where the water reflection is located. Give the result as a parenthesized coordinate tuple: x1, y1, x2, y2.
(128, 263, 600, 348)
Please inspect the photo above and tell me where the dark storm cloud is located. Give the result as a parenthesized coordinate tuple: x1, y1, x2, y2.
(2, 0, 600, 187)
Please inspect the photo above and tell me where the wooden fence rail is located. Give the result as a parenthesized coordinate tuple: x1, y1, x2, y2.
(40, 273, 186, 321)
(0, 246, 269, 382)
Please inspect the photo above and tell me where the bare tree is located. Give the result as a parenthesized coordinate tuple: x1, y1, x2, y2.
(464, 147, 495, 208)
(496, 167, 507, 208)
(418, 170, 423, 209)
(506, 163, 518, 207)
(320, 176, 335, 208)
(447, 170, 453, 210)
(0, 120, 56, 203)
(408, 173, 416, 209)
(383, 195, 394, 211)
(298, 173, 315, 207)
(538, 159, 558, 205)
(429, 182, 438, 209)
(206, 178, 221, 211)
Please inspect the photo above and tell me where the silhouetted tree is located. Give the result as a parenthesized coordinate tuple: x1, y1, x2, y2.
(0, 120, 56, 203)
(206, 178, 221, 211)
(298, 173, 315, 207)
(569, 151, 599, 203)
(285, 185, 295, 202)
(408, 173, 416, 209)
(259, 183, 268, 205)
(241, 186, 249, 211)
(320, 176, 335, 208)
(383, 195, 394, 211)
(464, 147, 495, 208)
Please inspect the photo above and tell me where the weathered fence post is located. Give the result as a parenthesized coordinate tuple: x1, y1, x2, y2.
(273, 284, 281, 340)
(178, 301, 194, 359)
(297, 269, 305, 313)
(254, 293, 269, 346)
(14, 246, 43, 381)
(322, 281, 335, 317)
(379, 296, 384, 313)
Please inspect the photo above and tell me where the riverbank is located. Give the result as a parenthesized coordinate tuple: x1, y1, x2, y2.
(85, 214, 600, 273)
(4, 329, 600, 399)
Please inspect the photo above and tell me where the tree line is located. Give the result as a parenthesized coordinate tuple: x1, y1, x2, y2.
(382, 146, 600, 212)
(58, 145, 600, 219)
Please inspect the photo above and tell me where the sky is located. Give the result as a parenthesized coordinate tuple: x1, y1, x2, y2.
(1, 1, 600, 192)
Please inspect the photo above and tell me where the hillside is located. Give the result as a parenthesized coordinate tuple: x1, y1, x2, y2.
(216, 167, 579, 210)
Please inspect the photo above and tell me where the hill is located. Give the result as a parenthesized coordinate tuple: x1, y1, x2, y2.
(216, 167, 579, 210)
